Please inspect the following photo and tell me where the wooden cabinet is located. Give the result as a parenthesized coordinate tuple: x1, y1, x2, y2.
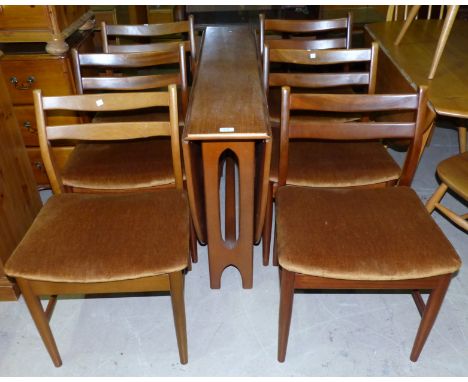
(0, 52, 42, 301)
(0, 6, 95, 189)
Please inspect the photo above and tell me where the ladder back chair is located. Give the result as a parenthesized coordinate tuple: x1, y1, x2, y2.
(71, 47, 198, 263)
(426, 151, 468, 231)
(4, 87, 189, 367)
(101, 15, 198, 74)
(275, 86, 462, 362)
(259, 12, 353, 57)
(262, 43, 383, 265)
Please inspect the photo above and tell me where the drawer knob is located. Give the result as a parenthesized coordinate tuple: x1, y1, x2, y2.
(34, 161, 45, 172)
(23, 121, 37, 133)
(10, 76, 36, 90)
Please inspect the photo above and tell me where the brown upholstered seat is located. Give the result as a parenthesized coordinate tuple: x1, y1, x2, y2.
(62, 138, 175, 190)
(276, 186, 461, 280)
(7, 88, 189, 367)
(5, 190, 189, 283)
(269, 126, 400, 186)
(437, 151, 468, 200)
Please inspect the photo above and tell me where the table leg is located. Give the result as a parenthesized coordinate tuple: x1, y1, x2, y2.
(202, 141, 255, 289)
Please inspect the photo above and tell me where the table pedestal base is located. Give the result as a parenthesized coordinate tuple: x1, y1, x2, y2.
(202, 141, 255, 289)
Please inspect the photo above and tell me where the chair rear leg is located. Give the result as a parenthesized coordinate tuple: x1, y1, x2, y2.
(262, 182, 274, 266)
(278, 269, 295, 362)
(410, 273, 452, 362)
(16, 278, 62, 367)
(169, 271, 188, 364)
(426, 183, 448, 213)
(458, 126, 466, 153)
(189, 218, 198, 263)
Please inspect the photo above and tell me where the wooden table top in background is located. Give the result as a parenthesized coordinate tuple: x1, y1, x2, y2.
(183, 25, 270, 140)
(365, 20, 468, 119)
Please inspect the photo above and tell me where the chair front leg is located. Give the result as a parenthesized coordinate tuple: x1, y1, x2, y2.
(278, 269, 295, 362)
(169, 271, 188, 364)
(410, 273, 452, 362)
(16, 278, 62, 367)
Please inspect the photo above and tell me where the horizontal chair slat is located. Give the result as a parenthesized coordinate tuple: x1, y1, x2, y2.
(270, 72, 369, 88)
(107, 40, 191, 54)
(290, 93, 419, 111)
(265, 17, 348, 33)
(269, 48, 372, 64)
(46, 121, 171, 141)
(289, 121, 416, 140)
(78, 51, 179, 67)
(267, 37, 347, 50)
(82, 73, 180, 91)
(42, 92, 170, 111)
(106, 21, 189, 36)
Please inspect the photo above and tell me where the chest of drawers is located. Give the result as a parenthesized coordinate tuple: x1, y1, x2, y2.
(0, 6, 95, 188)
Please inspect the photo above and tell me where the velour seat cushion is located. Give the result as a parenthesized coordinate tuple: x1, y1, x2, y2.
(62, 138, 175, 190)
(437, 151, 468, 200)
(269, 127, 401, 186)
(276, 186, 461, 280)
(4, 190, 189, 283)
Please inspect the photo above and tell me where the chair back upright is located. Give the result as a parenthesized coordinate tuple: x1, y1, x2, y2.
(71, 46, 188, 115)
(259, 12, 353, 57)
(263, 42, 379, 97)
(277, 86, 429, 188)
(101, 15, 197, 70)
(33, 86, 183, 195)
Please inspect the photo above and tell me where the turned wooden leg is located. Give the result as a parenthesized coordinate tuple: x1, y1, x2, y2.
(426, 183, 448, 213)
(16, 278, 62, 367)
(458, 126, 466, 153)
(278, 269, 295, 362)
(45, 35, 69, 55)
(262, 182, 274, 266)
(428, 5, 459, 79)
(394, 5, 421, 45)
(410, 274, 452, 361)
(169, 271, 188, 364)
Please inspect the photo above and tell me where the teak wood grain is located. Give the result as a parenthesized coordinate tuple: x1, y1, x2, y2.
(0, 53, 42, 300)
(184, 26, 270, 141)
(365, 20, 468, 119)
(183, 26, 271, 289)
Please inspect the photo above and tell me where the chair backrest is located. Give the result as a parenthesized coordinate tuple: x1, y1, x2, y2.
(386, 5, 446, 21)
(277, 86, 429, 187)
(101, 15, 197, 63)
(71, 45, 188, 115)
(263, 42, 379, 97)
(33, 86, 183, 194)
(259, 13, 353, 56)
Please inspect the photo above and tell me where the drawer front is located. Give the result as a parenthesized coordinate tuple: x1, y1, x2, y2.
(14, 106, 38, 146)
(14, 105, 82, 147)
(0, 5, 50, 30)
(27, 148, 49, 187)
(1, 57, 75, 105)
(27, 146, 74, 187)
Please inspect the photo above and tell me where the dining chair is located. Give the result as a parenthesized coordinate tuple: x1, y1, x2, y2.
(262, 43, 383, 265)
(259, 12, 353, 57)
(274, 85, 462, 362)
(100, 15, 197, 74)
(4, 87, 189, 367)
(386, 5, 446, 21)
(71, 46, 198, 263)
(426, 151, 468, 231)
